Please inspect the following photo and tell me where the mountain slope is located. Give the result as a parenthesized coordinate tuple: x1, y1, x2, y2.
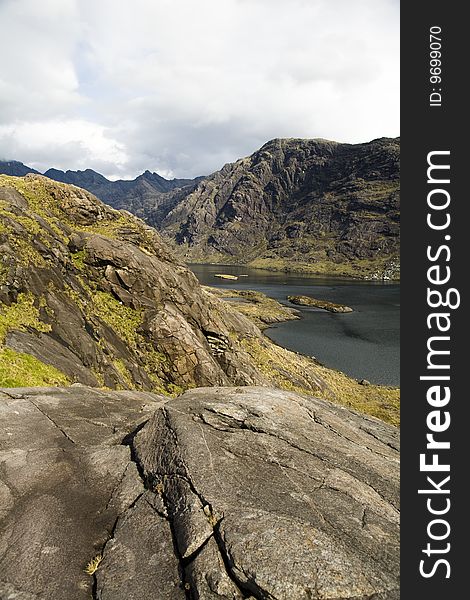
(0, 161, 203, 225)
(0, 160, 40, 177)
(0, 174, 262, 394)
(0, 174, 398, 423)
(42, 167, 204, 221)
(158, 137, 400, 279)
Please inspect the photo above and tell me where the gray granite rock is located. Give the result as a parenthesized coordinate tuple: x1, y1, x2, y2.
(95, 492, 185, 600)
(0, 386, 166, 600)
(133, 386, 400, 599)
(1, 385, 400, 599)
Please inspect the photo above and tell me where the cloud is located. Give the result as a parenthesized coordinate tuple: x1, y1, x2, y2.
(0, 120, 128, 177)
(0, 0, 399, 179)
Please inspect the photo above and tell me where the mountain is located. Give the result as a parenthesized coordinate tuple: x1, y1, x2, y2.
(0, 160, 40, 177)
(0, 137, 400, 279)
(43, 166, 110, 189)
(0, 173, 398, 423)
(0, 160, 203, 225)
(157, 137, 400, 279)
(42, 167, 204, 222)
(42, 167, 201, 201)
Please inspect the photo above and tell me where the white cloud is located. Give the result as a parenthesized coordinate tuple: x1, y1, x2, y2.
(0, 0, 399, 179)
(0, 120, 128, 177)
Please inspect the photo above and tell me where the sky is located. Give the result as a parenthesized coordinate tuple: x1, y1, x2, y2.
(0, 0, 399, 180)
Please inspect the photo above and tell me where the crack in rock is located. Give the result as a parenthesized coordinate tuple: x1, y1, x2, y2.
(129, 388, 400, 599)
(28, 398, 76, 444)
(1, 385, 399, 600)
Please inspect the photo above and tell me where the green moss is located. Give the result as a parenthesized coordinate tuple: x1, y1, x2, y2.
(113, 358, 134, 388)
(12, 238, 46, 267)
(0, 348, 69, 387)
(91, 291, 143, 349)
(0, 201, 52, 267)
(0, 285, 67, 388)
(14, 214, 43, 235)
(81, 215, 133, 239)
(0, 292, 51, 342)
(70, 250, 87, 271)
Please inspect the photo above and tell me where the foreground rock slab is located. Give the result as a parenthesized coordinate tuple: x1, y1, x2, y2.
(0, 385, 399, 599)
(0, 386, 167, 600)
(133, 386, 400, 599)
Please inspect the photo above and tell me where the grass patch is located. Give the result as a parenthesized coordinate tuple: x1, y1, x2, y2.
(70, 250, 88, 271)
(91, 291, 143, 349)
(113, 358, 134, 388)
(0, 293, 51, 342)
(0, 294, 63, 388)
(0, 348, 69, 387)
(314, 364, 400, 426)
(84, 554, 102, 575)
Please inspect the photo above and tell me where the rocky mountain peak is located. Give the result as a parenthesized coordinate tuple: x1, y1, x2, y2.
(0, 160, 40, 177)
(158, 137, 400, 279)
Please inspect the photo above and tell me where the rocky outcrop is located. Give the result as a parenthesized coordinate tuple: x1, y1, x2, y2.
(207, 287, 301, 329)
(0, 175, 264, 393)
(288, 295, 353, 313)
(159, 137, 400, 279)
(0, 385, 400, 599)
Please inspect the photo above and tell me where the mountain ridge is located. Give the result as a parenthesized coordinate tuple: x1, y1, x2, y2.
(0, 135, 400, 278)
(158, 136, 400, 278)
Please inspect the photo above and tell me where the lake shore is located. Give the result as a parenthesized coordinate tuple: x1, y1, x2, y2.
(204, 284, 400, 426)
(191, 263, 400, 387)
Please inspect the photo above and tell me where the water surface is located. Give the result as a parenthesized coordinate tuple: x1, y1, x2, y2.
(189, 264, 400, 386)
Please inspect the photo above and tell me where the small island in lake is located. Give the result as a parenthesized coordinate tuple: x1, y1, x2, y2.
(214, 273, 239, 280)
(288, 295, 353, 313)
